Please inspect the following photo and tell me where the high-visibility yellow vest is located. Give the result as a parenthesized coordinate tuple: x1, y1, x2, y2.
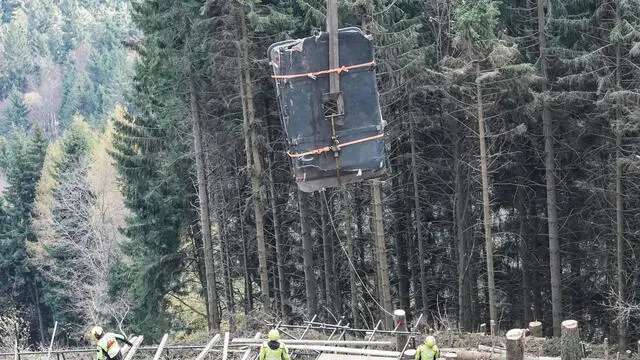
(415, 344, 439, 360)
(259, 341, 290, 360)
(96, 333, 122, 359)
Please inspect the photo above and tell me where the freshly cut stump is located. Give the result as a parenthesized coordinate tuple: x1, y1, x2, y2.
(561, 320, 581, 360)
(506, 329, 524, 360)
(528, 321, 542, 337)
(394, 309, 408, 352)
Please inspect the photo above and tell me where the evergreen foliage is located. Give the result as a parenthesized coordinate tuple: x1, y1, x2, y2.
(4, 0, 640, 348)
(1, 90, 30, 133)
(0, 125, 47, 339)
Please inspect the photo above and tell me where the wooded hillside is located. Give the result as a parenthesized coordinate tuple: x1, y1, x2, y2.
(1, 0, 639, 353)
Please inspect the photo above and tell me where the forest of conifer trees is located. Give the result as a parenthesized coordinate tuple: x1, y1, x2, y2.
(1, 0, 640, 353)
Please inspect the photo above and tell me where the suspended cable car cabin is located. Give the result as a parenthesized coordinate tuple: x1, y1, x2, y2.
(268, 27, 387, 192)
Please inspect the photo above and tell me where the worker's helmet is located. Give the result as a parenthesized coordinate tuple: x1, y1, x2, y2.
(91, 326, 104, 340)
(425, 336, 436, 347)
(268, 329, 280, 341)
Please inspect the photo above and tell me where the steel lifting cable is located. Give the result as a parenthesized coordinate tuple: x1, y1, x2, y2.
(321, 190, 395, 317)
(271, 61, 375, 80)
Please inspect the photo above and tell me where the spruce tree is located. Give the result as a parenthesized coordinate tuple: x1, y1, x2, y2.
(0, 125, 48, 318)
(1, 90, 29, 134)
(110, 0, 205, 332)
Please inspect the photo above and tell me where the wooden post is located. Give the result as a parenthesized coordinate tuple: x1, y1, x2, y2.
(604, 338, 609, 360)
(121, 336, 136, 359)
(123, 336, 143, 360)
(240, 332, 262, 360)
(561, 320, 581, 360)
(14, 322, 18, 360)
(366, 320, 382, 343)
(47, 321, 58, 360)
(195, 334, 221, 360)
(529, 321, 542, 337)
(222, 332, 230, 360)
(506, 329, 525, 360)
(394, 310, 408, 352)
(152, 334, 168, 360)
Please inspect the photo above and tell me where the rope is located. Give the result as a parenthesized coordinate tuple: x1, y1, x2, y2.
(272, 61, 375, 80)
(321, 191, 395, 317)
(288, 134, 383, 158)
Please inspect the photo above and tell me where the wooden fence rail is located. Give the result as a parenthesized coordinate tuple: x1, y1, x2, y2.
(0, 345, 248, 359)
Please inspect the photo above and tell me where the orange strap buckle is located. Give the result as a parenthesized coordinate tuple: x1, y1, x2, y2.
(287, 133, 384, 158)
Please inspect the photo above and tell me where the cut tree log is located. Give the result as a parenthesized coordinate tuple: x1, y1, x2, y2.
(480, 324, 487, 335)
(478, 345, 506, 353)
(123, 336, 143, 360)
(506, 329, 524, 360)
(231, 339, 394, 346)
(439, 350, 603, 360)
(195, 333, 221, 360)
(152, 334, 168, 360)
(283, 345, 400, 357)
(561, 320, 581, 360)
(317, 354, 398, 360)
(529, 321, 543, 337)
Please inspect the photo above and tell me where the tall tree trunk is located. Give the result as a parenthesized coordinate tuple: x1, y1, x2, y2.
(614, 3, 626, 345)
(410, 226, 423, 321)
(394, 205, 410, 315)
(322, 190, 335, 316)
(392, 165, 410, 315)
(538, 0, 562, 336)
(218, 195, 236, 331)
(216, 183, 235, 315)
(237, 10, 269, 308)
(615, 95, 626, 350)
(266, 139, 289, 319)
(235, 152, 252, 314)
(300, 190, 317, 315)
(410, 115, 429, 320)
(345, 189, 360, 328)
(372, 181, 393, 328)
(518, 190, 530, 323)
(452, 115, 472, 331)
(476, 63, 496, 324)
(190, 78, 219, 331)
(318, 229, 327, 310)
(33, 282, 44, 344)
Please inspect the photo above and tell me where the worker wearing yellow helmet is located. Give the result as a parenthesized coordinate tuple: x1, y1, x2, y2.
(415, 336, 440, 360)
(90, 326, 133, 360)
(259, 329, 291, 360)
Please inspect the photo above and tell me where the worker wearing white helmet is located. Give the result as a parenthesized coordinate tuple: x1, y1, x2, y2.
(415, 336, 440, 360)
(90, 326, 132, 360)
(259, 329, 291, 360)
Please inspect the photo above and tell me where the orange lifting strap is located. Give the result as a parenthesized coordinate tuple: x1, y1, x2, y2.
(272, 61, 375, 80)
(287, 133, 384, 158)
